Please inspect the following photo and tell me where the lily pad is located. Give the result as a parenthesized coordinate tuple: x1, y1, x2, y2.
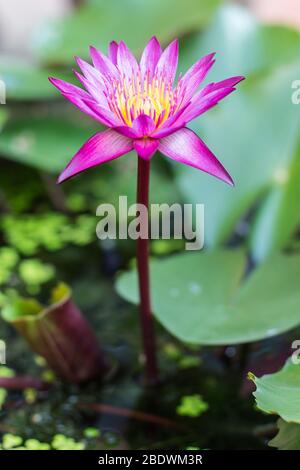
(269, 419, 300, 450)
(0, 60, 58, 101)
(116, 250, 300, 345)
(0, 116, 96, 173)
(34, 0, 221, 64)
(179, 5, 300, 78)
(175, 5, 300, 262)
(252, 359, 300, 423)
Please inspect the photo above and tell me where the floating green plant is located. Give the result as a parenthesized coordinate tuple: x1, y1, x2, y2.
(0, 247, 19, 285)
(18, 259, 56, 294)
(176, 395, 209, 418)
(0, 433, 85, 451)
(1, 213, 96, 255)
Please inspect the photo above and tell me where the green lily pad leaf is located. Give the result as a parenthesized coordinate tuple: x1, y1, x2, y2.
(252, 360, 300, 423)
(0, 116, 95, 173)
(116, 251, 300, 345)
(34, 0, 221, 64)
(179, 5, 300, 78)
(249, 148, 300, 262)
(0, 60, 59, 101)
(175, 5, 300, 262)
(269, 419, 300, 450)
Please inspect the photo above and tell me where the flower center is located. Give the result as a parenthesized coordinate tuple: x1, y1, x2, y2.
(106, 71, 182, 128)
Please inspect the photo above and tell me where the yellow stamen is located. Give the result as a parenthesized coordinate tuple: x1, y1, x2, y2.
(109, 72, 179, 127)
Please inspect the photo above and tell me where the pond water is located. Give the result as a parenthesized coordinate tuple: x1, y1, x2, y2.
(0, 244, 277, 450)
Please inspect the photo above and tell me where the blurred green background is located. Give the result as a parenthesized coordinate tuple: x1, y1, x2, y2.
(1, 0, 300, 451)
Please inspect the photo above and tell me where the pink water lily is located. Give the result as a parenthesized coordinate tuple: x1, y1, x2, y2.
(49, 37, 244, 185)
(49, 37, 244, 384)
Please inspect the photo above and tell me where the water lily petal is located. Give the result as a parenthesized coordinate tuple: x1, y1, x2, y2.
(49, 77, 90, 100)
(140, 36, 162, 78)
(114, 126, 139, 138)
(108, 41, 118, 65)
(180, 52, 215, 104)
(151, 124, 184, 139)
(75, 56, 105, 86)
(73, 70, 108, 107)
(82, 98, 122, 127)
(151, 104, 191, 138)
(58, 129, 133, 183)
(60, 93, 109, 124)
(49, 78, 109, 123)
(115, 115, 156, 138)
(133, 139, 159, 160)
(89, 46, 119, 80)
(155, 39, 179, 85)
(159, 127, 233, 185)
(49, 77, 113, 127)
(167, 76, 245, 129)
(132, 114, 156, 137)
(194, 76, 245, 103)
(178, 87, 236, 124)
(205, 76, 245, 93)
(117, 41, 139, 78)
